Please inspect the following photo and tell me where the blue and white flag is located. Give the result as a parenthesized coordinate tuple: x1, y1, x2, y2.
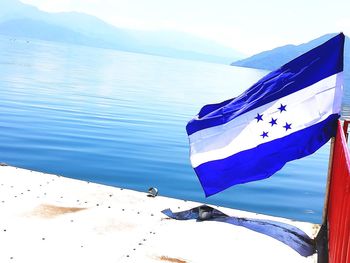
(186, 33, 345, 197)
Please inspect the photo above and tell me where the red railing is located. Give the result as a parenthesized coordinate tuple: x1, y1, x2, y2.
(327, 120, 350, 262)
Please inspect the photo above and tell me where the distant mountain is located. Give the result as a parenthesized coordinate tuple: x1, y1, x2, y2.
(129, 30, 242, 63)
(0, 18, 140, 52)
(231, 33, 349, 70)
(231, 33, 350, 112)
(0, 0, 243, 63)
(0, 19, 101, 45)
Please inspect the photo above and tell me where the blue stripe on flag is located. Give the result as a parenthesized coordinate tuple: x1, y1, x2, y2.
(186, 33, 344, 136)
(194, 114, 339, 197)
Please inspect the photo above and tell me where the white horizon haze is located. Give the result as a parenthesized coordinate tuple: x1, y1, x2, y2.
(19, 0, 350, 55)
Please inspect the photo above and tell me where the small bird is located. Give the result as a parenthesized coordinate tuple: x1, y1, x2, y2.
(147, 187, 158, 197)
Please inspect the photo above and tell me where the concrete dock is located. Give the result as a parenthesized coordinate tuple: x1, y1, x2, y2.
(0, 165, 318, 262)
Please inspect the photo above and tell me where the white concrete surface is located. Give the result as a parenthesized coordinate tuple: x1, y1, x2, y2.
(0, 165, 318, 263)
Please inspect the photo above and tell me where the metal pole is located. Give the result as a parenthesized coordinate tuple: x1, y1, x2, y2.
(322, 137, 335, 225)
(315, 137, 335, 263)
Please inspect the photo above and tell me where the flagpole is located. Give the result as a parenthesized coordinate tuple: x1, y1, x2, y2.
(315, 137, 335, 262)
(321, 137, 335, 224)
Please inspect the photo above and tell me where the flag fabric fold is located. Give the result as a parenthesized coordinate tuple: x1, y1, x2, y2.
(186, 33, 345, 197)
(162, 205, 316, 257)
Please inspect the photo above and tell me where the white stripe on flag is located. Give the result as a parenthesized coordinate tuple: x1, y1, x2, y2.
(189, 72, 343, 168)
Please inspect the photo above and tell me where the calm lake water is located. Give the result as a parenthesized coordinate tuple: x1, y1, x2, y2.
(0, 36, 334, 223)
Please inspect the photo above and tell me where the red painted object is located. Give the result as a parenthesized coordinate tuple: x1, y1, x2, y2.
(327, 121, 350, 263)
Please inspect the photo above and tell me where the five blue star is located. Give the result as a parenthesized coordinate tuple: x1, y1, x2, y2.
(255, 113, 263, 122)
(269, 118, 277, 126)
(278, 104, 287, 113)
(261, 131, 269, 138)
(255, 105, 292, 137)
(283, 122, 292, 131)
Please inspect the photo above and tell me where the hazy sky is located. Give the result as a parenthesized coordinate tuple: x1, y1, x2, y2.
(20, 0, 350, 55)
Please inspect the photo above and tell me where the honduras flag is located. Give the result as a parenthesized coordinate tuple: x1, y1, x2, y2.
(186, 33, 345, 197)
